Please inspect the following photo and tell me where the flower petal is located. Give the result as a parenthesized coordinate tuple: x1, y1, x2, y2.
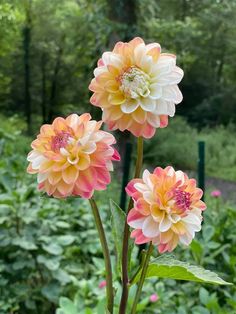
(159, 215, 172, 232)
(142, 216, 159, 237)
(121, 100, 139, 113)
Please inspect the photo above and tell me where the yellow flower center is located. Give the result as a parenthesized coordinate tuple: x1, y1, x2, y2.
(119, 66, 150, 99)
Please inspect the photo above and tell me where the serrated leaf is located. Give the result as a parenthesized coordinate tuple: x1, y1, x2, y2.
(110, 200, 133, 272)
(131, 255, 231, 285)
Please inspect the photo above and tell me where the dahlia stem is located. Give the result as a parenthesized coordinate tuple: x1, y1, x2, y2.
(89, 198, 113, 313)
(134, 136, 144, 178)
(131, 243, 153, 314)
(119, 136, 143, 314)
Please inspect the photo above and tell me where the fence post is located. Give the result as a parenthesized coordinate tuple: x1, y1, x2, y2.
(198, 141, 205, 201)
(119, 142, 133, 210)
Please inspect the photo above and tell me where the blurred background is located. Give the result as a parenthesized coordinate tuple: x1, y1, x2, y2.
(0, 1, 236, 313)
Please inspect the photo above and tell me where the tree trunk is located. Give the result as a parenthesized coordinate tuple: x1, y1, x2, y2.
(23, 0, 32, 134)
(108, 0, 137, 43)
(41, 52, 47, 124)
(107, 0, 137, 175)
(47, 45, 63, 123)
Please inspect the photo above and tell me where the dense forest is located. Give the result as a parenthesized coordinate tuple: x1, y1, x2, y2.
(1, 0, 236, 134)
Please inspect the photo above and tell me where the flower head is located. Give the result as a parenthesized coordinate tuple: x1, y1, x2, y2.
(27, 113, 120, 199)
(98, 280, 107, 289)
(211, 190, 221, 198)
(126, 167, 206, 253)
(149, 293, 159, 303)
(89, 37, 184, 138)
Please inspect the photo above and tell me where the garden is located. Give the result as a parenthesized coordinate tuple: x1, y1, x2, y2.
(0, 1, 236, 314)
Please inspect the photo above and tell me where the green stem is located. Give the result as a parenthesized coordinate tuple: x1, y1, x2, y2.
(119, 137, 144, 314)
(129, 250, 146, 286)
(89, 198, 113, 314)
(134, 137, 143, 178)
(131, 243, 153, 314)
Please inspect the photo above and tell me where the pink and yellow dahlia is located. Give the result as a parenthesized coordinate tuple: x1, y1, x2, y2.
(126, 167, 206, 253)
(89, 37, 184, 138)
(27, 113, 120, 199)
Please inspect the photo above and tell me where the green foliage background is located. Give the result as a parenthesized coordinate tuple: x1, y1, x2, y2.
(0, 0, 236, 130)
(0, 0, 236, 313)
(0, 116, 235, 314)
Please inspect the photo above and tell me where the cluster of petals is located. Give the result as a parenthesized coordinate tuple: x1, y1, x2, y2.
(126, 167, 206, 253)
(210, 189, 221, 198)
(98, 280, 107, 289)
(89, 37, 184, 138)
(27, 113, 120, 199)
(149, 294, 159, 303)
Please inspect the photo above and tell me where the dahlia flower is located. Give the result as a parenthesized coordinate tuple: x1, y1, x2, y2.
(98, 280, 107, 289)
(27, 113, 120, 199)
(126, 167, 206, 253)
(211, 190, 221, 198)
(149, 294, 159, 303)
(89, 37, 184, 138)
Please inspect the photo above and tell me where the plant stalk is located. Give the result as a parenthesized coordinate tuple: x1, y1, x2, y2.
(119, 137, 143, 314)
(89, 198, 114, 313)
(131, 243, 153, 314)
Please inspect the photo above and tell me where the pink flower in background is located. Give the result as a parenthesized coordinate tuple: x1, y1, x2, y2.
(149, 293, 159, 303)
(126, 167, 206, 253)
(98, 280, 107, 289)
(89, 37, 184, 138)
(27, 113, 120, 198)
(211, 190, 222, 198)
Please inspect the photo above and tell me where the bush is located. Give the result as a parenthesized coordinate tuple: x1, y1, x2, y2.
(144, 116, 236, 181)
(1, 116, 236, 313)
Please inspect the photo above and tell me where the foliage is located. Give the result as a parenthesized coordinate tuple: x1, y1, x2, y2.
(137, 0, 236, 127)
(144, 116, 236, 181)
(131, 255, 231, 285)
(0, 0, 236, 131)
(0, 116, 235, 314)
(0, 120, 111, 313)
(1, 1, 236, 311)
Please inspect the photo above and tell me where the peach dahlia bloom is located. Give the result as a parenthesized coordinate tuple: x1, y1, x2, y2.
(89, 37, 184, 138)
(126, 167, 206, 253)
(27, 113, 120, 199)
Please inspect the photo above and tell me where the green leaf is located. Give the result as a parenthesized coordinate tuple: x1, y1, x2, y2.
(192, 306, 210, 314)
(190, 239, 203, 263)
(52, 269, 72, 285)
(109, 200, 133, 272)
(59, 297, 78, 314)
(131, 255, 231, 285)
(199, 287, 210, 305)
(96, 298, 106, 314)
(203, 226, 215, 242)
(41, 282, 61, 302)
(37, 255, 60, 271)
(42, 243, 63, 255)
(12, 238, 37, 250)
(57, 235, 75, 246)
(55, 221, 70, 229)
